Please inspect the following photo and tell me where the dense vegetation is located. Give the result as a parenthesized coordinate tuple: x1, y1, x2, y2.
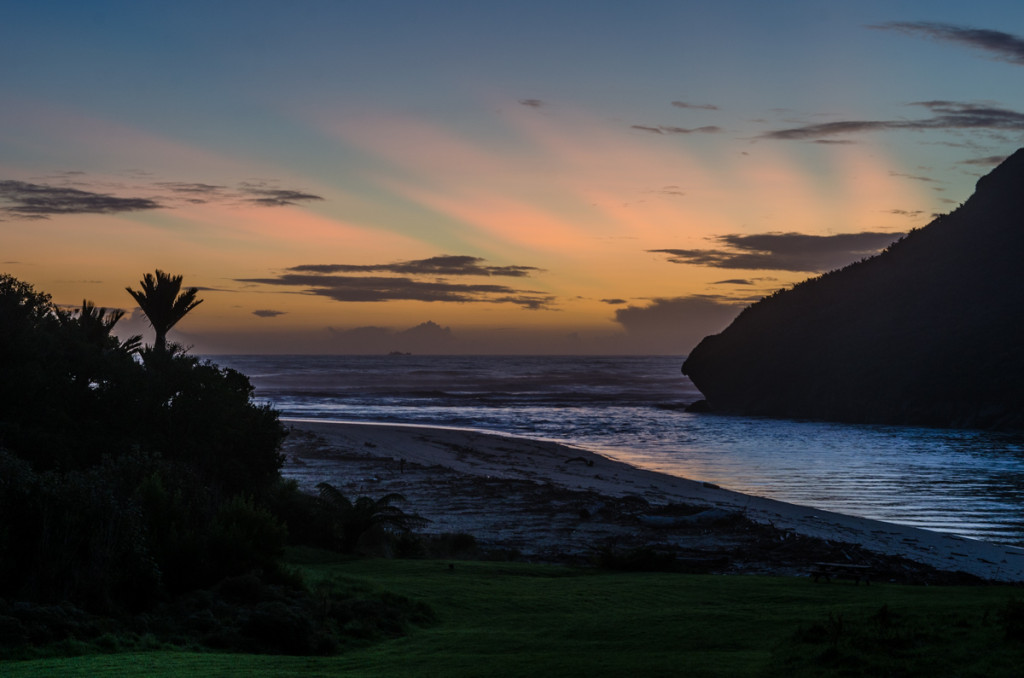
(683, 148, 1024, 429)
(0, 273, 428, 655)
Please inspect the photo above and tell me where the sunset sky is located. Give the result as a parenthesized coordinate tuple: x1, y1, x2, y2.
(3, 1, 1024, 354)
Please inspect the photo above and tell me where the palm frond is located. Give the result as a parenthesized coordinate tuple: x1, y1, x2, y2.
(316, 482, 353, 511)
(125, 270, 204, 352)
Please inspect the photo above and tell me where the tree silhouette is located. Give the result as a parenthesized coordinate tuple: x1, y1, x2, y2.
(315, 482, 426, 552)
(126, 270, 203, 353)
(63, 299, 143, 355)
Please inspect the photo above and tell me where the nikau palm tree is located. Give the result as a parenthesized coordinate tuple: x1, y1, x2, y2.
(126, 270, 203, 353)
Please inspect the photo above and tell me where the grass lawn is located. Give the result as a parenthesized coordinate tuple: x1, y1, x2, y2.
(3, 550, 1022, 677)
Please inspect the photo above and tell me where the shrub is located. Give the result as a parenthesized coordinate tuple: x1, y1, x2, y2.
(0, 274, 288, 615)
(207, 496, 288, 579)
(999, 598, 1024, 641)
(315, 483, 428, 553)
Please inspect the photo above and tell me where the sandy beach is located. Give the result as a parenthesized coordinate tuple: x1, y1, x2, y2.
(282, 420, 1024, 583)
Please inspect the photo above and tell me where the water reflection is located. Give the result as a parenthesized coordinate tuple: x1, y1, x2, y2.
(215, 354, 1024, 546)
(583, 413, 1024, 545)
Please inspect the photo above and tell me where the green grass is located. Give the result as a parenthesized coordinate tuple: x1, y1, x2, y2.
(3, 551, 1023, 677)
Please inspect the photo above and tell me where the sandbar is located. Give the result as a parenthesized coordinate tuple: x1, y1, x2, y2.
(283, 420, 1024, 582)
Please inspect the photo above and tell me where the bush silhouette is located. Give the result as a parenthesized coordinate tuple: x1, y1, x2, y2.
(0, 273, 286, 612)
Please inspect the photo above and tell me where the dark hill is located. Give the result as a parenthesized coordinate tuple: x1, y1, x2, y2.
(682, 148, 1024, 429)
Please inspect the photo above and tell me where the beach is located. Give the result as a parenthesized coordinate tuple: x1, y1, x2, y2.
(283, 420, 1024, 583)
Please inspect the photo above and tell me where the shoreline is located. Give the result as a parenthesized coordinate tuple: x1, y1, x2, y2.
(282, 420, 1024, 582)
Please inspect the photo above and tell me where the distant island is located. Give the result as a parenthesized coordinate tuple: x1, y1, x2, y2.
(683, 148, 1024, 430)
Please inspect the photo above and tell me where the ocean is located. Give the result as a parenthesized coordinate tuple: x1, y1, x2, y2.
(211, 354, 1024, 546)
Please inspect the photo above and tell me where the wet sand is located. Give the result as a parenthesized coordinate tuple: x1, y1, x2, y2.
(283, 421, 1024, 582)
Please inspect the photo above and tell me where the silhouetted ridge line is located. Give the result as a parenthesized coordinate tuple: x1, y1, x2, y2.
(682, 148, 1024, 429)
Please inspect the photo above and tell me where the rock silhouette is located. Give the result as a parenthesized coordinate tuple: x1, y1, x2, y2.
(682, 148, 1024, 429)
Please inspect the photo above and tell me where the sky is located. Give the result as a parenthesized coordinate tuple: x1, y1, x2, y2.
(3, 1, 1024, 354)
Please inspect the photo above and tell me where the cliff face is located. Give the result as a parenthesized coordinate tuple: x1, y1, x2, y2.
(682, 148, 1024, 429)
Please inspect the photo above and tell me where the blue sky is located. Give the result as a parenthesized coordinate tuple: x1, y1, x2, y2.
(2, 1, 1023, 353)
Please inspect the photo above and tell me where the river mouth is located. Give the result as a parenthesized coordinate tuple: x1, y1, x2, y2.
(212, 354, 1024, 547)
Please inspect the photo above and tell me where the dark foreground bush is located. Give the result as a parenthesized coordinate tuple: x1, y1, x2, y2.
(0, 274, 287, 614)
(0, 571, 435, 659)
(158, 572, 434, 655)
(0, 274, 442, 659)
(767, 602, 1024, 677)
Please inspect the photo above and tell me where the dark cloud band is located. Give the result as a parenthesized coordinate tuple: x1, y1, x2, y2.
(0, 180, 162, 219)
(239, 274, 553, 309)
(632, 124, 722, 135)
(240, 187, 324, 207)
(762, 101, 1024, 140)
(651, 231, 903, 273)
(870, 22, 1024, 66)
(239, 255, 553, 309)
(0, 176, 324, 219)
(670, 101, 719, 111)
(289, 255, 540, 278)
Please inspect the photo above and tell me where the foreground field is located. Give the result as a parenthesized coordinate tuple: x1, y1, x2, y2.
(3, 551, 1023, 677)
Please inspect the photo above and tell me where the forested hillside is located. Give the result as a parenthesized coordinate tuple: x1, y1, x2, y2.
(683, 149, 1024, 429)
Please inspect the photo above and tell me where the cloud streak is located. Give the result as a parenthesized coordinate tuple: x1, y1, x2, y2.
(889, 171, 938, 183)
(239, 183, 325, 207)
(0, 175, 324, 219)
(651, 231, 903, 272)
(289, 255, 541, 278)
(0, 180, 162, 219)
(870, 22, 1024, 65)
(960, 155, 1007, 166)
(670, 100, 719, 110)
(155, 182, 228, 195)
(239, 255, 554, 309)
(239, 274, 554, 309)
(632, 124, 722, 135)
(762, 101, 1024, 140)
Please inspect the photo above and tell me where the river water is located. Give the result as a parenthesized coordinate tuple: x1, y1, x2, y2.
(211, 354, 1024, 546)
